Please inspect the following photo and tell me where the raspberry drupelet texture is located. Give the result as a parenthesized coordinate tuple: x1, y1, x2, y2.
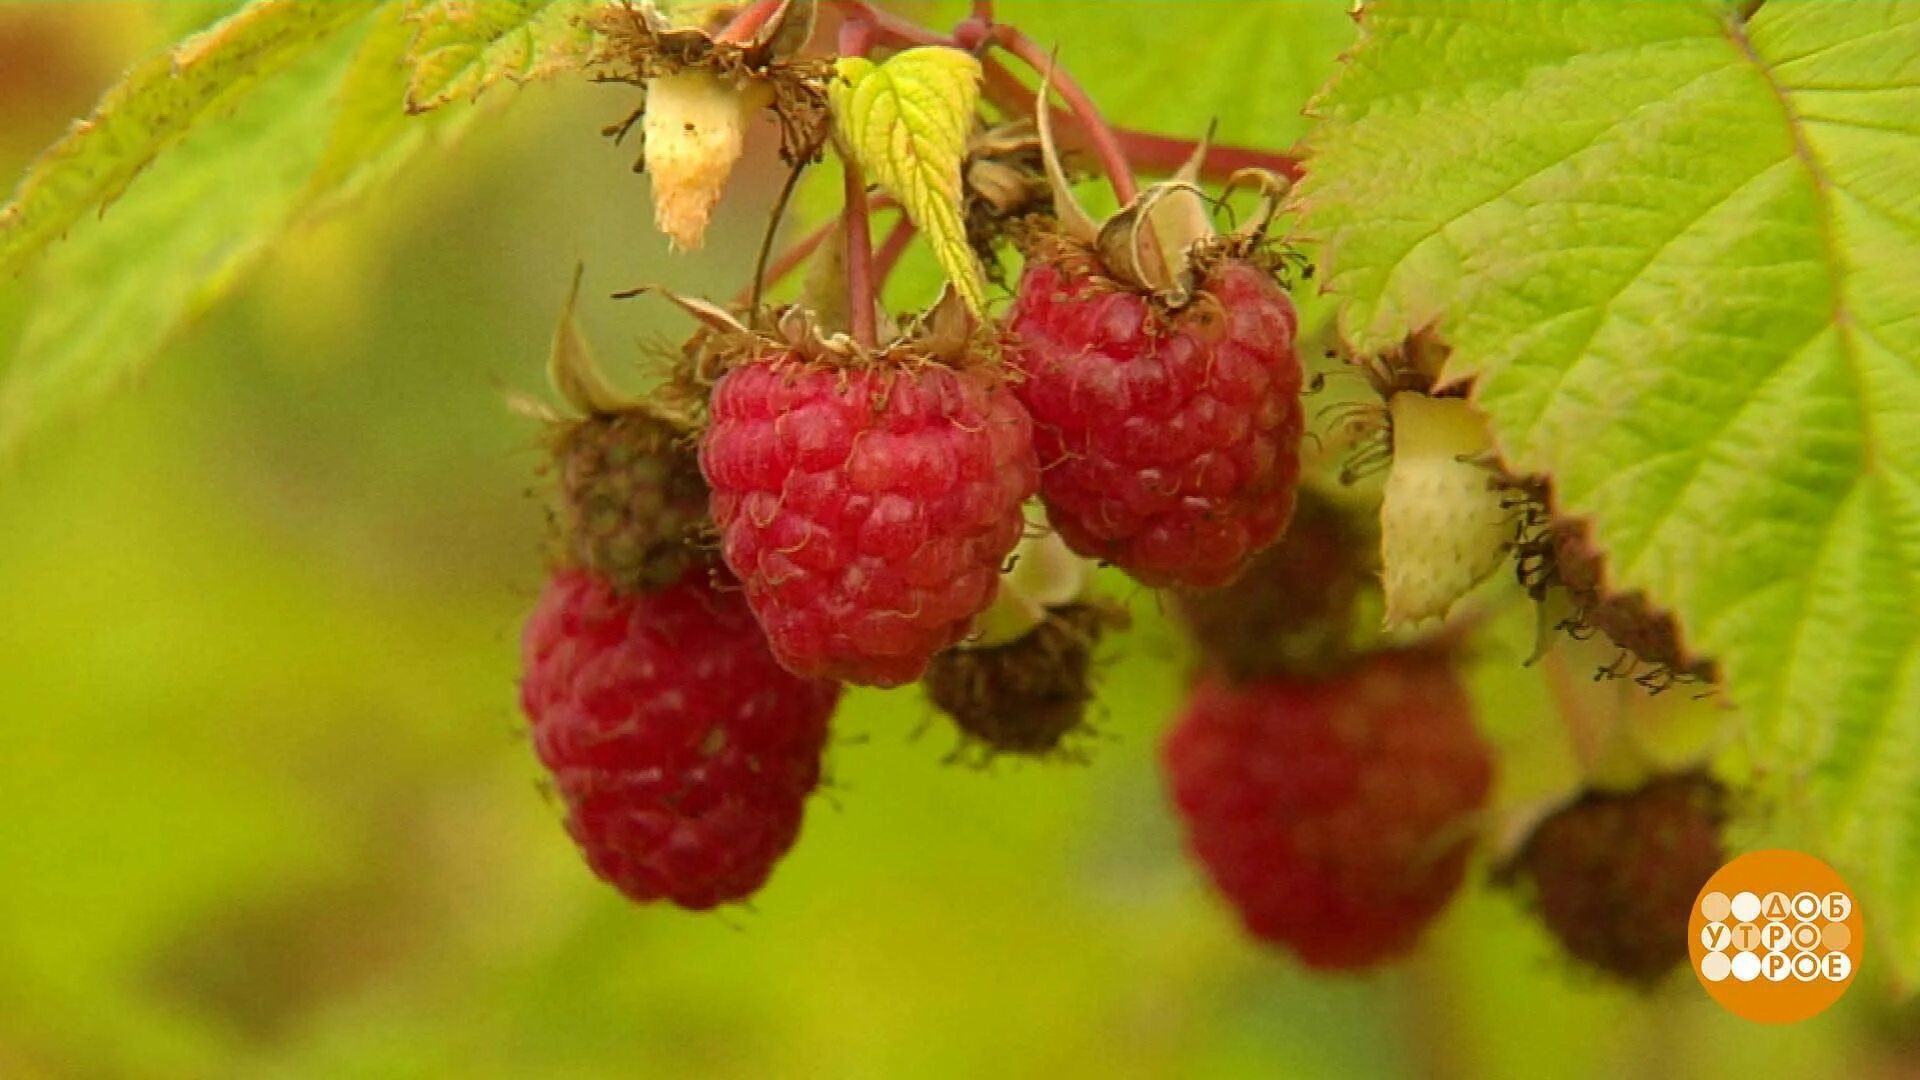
(1007, 254, 1304, 588)
(1162, 651, 1493, 969)
(549, 409, 709, 595)
(520, 568, 840, 910)
(700, 351, 1039, 686)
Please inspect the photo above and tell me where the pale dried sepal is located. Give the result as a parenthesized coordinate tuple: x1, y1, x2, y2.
(643, 70, 760, 251)
(547, 265, 636, 415)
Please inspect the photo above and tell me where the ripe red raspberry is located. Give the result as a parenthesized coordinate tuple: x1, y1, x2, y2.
(1162, 651, 1493, 969)
(1006, 252, 1304, 588)
(1502, 773, 1726, 985)
(700, 351, 1038, 686)
(520, 568, 840, 909)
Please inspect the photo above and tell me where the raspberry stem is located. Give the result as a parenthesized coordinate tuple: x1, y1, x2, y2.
(988, 27, 1137, 204)
(976, 59, 1304, 183)
(828, 1, 954, 50)
(734, 190, 900, 308)
(829, 3, 1301, 188)
(714, 0, 786, 45)
(841, 159, 879, 349)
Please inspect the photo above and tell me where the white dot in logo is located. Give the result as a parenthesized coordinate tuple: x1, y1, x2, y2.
(1701, 891, 1731, 922)
(1700, 951, 1732, 982)
(1731, 891, 1762, 922)
(1732, 951, 1762, 982)
(1793, 891, 1821, 921)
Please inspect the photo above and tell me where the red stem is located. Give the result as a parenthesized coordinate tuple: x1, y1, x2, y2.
(827, 1, 955, 49)
(714, 0, 786, 44)
(737, 191, 900, 307)
(842, 161, 878, 349)
(979, 57, 1302, 183)
(837, 11, 876, 56)
(989, 26, 1137, 203)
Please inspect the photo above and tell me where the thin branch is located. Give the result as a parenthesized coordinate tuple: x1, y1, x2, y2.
(826, 0, 955, 49)
(749, 160, 811, 325)
(737, 190, 900, 308)
(714, 0, 786, 44)
(989, 27, 1137, 203)
(980, 57, 1302, 182)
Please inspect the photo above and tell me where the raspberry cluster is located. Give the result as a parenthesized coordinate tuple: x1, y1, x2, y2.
(500, 2, 1719, 989)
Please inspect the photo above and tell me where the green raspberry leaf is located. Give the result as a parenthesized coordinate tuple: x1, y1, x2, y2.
(403, 0, 599, 114)
(0, 0, 369, 281)
(1298, 0, 1920, 969)
(830, 46, 988, 319)
(0, 3, 478, 458)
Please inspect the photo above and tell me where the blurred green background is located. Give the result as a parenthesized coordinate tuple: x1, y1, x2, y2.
(0, 3, 1914, 1077)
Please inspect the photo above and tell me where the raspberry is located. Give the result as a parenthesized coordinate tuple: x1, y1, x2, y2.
(1162, 650, 1493, 969)
(519, 568, 840, 909)
(548, 408, 709, 594)
(1175, 487, 1376, 681)
(700, 351, 1038, 686)
(1378, 392, 1518, 628)
(1502, 773, 1726, 985)
(1006, 251, 1304, 588)
(924, 602, 1124, 758)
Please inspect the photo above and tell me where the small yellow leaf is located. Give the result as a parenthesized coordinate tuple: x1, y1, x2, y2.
(829, 46, 988, 319)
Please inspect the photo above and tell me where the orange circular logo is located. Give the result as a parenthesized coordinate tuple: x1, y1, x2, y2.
(1689, 849, 1861, 1023)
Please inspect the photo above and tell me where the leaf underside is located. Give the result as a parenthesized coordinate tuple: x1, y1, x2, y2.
(0, 0, 579, 458)
(0, 0, 371, 280)
(403, 0, 599, 114)
(1298, 0, 1920, 969)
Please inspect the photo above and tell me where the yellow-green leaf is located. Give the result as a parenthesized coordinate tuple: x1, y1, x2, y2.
(830, 47, 987, 319)
(403, 0, 599, 114)
(0, 0, 371, 280)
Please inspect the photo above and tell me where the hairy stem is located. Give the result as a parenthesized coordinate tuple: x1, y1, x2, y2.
(842, 159, 879, 349)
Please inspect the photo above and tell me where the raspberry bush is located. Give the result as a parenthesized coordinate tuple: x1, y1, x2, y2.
(6, 0, 1920, 1011)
